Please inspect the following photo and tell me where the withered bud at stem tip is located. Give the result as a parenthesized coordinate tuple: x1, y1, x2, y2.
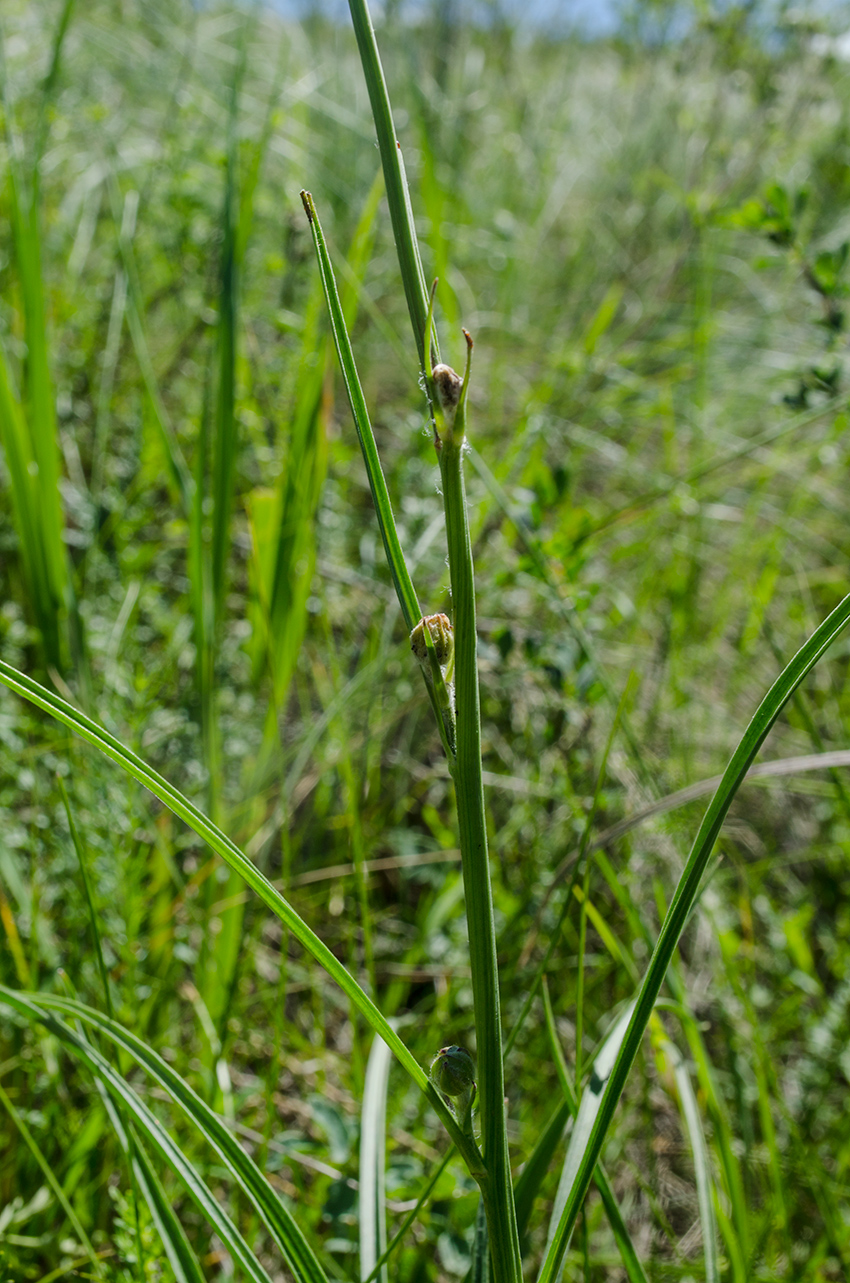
(432, 363, 463, 412)
(300, 190, 313, 222)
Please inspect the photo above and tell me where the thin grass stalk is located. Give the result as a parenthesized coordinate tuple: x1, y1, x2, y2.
(538, 588, 850, 1281)
(210, 35, 246, 620)
(346, 0, 434, 366)
(438, 433, 521, 1283)
(299, 193, 455, 760)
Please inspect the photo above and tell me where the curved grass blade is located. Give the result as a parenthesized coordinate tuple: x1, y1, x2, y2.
(0, 660, 478, 1171)
(0, 990, 274, 1283)
(537, 589, 850, 1283)
(663, 1039, 719, 1283)
(129, 1132, 207, 1283)
(360, 1032, 391, 1283)
(7, 988, 328, 1283)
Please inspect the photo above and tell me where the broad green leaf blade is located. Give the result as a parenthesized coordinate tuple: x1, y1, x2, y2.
(664, 1040, 719, 1283)
(9, 989, 328, 1283)
(360, 1033, 391, 1283)
(0, 661, 476, 1166)
(538, 589, 850, 1283)
(0, 989, 274, 1283)
(542, 1004, 634, 1280)
(299, 191, 420, 634)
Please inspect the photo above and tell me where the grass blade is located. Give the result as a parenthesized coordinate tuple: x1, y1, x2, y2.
(538, 983, 649, 1283)
(0, 343, 58, 655)
(0, 660, 480, 1171)
(346, 0, 433, 365)
(5, 988, 329, 1283)
(129, 1132, 207, 1283)
(299, 191, 420, 633)
(513, 1099, 571, 1241)
(360, 1032, 391, 1283)
(0, 989, 274, 1283)
(663, 1039, 719, 1283)
(537, 589, 850, 1282)
(362, 1147, 455, 1283)
(542, 1004, 635, 1279)
(301, 190, 459, 761)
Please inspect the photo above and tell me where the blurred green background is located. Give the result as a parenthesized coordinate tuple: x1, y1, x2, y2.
(2, 0, 850, 1278)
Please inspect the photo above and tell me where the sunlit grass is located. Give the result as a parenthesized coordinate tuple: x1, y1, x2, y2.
(1, 0, 850, 1278)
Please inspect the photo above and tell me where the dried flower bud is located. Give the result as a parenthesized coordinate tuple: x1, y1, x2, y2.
(410, 613, 454, 667)
(430, 1045, 475, 1098)
(431, 363, 463, 419)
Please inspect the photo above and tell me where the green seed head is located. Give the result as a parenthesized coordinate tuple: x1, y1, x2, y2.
(410, 613, 454, 667)
(430, 1045, 475, 1097)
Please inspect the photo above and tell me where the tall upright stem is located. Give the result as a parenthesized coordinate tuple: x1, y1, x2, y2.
(440, 438, 522, 1283)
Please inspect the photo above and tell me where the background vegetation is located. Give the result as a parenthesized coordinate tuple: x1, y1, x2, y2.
(1, 0, 850, 1278)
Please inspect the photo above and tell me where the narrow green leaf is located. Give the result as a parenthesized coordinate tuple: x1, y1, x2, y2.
(346, 0, 433, 365)
(360, 1033, 391, 1283)
(664, 1040, 719, 1283)
(0, 661, 479, 1171)
(0, 1079, 104, 1278)
(0, 989, 275, 1283)
(513, 1099, 571, 1241)
(299, 191, 420, 633)
(542, 1004, 634, 1279)
(5, 989, 328, 1283)
(129, 1133, 208, 1283)
(537, 590, 850, 1283)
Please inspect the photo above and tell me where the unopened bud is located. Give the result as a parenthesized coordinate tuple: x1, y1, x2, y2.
(430, 1045, 475, 1097)
(410, 613, 454, 667)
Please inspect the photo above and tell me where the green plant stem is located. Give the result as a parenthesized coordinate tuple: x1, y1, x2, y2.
(439, 437, 521, 1283)
(346, 0, 432, 366)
